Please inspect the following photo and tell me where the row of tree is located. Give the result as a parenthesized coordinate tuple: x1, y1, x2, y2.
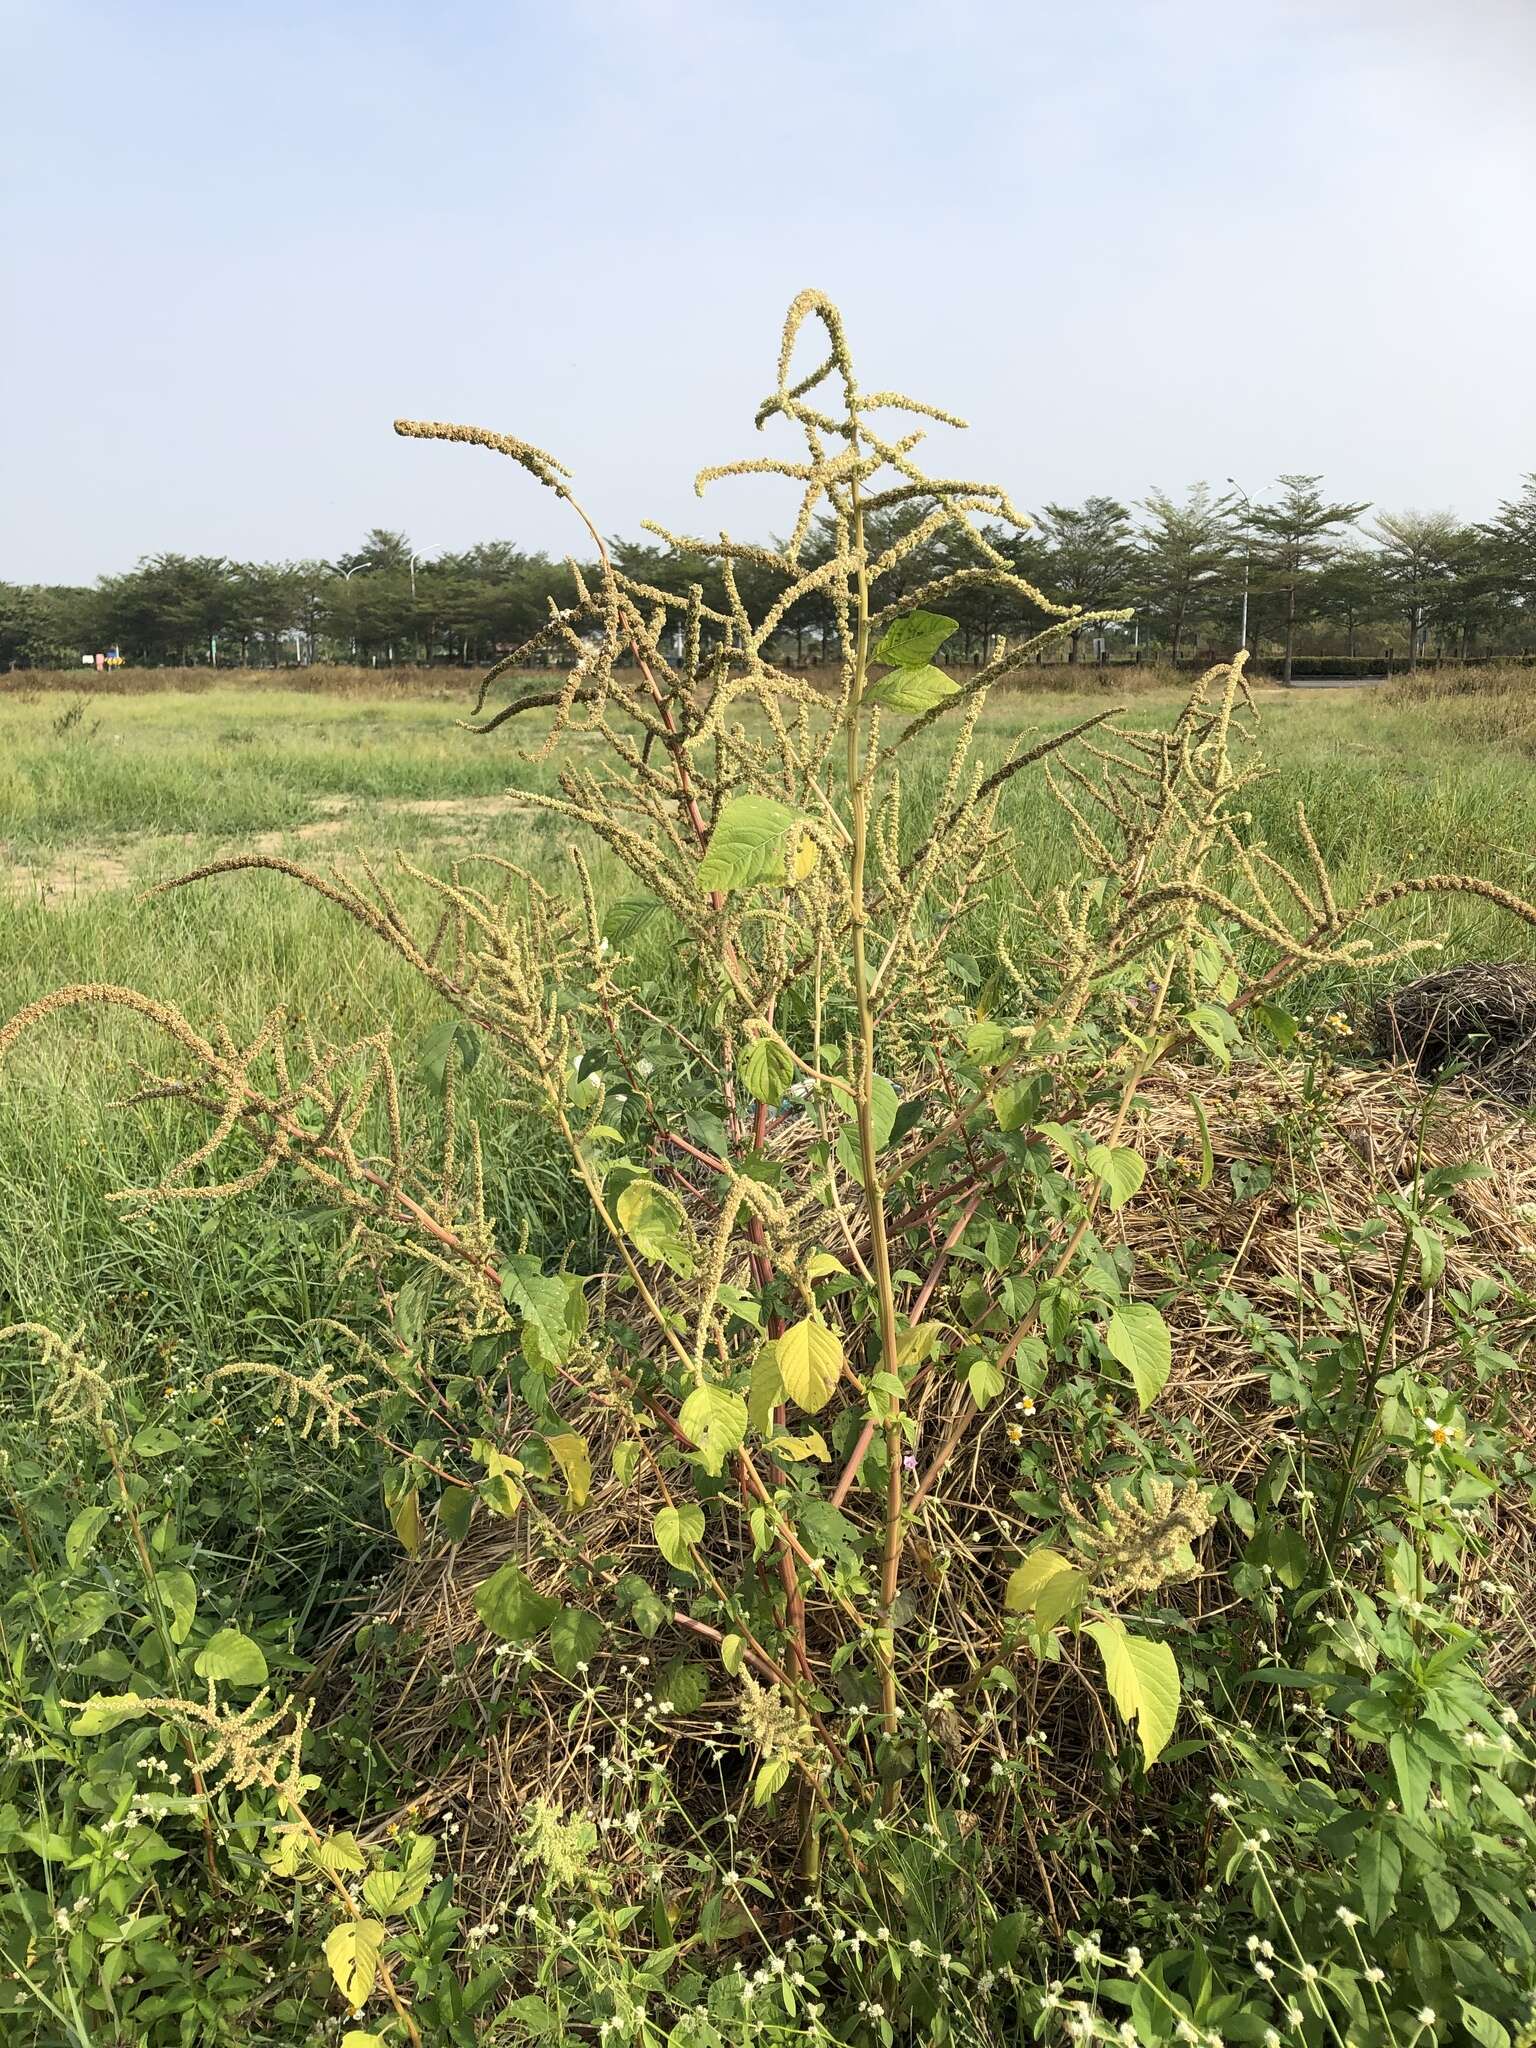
(5, 477, 1536, 679)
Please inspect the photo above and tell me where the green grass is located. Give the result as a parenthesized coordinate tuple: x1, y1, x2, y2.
(4, 672, 1536, 1326)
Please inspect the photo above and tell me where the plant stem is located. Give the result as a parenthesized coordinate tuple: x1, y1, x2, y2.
(844, 470, 905, 1756)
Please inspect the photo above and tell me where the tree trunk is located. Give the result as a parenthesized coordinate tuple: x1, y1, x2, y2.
(1282, 584, 1296, 685)
(1408, 606, 1420, 672)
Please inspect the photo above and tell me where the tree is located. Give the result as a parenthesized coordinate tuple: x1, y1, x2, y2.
(1310, 545, 1388, 658)
(1248, 475, 1369, 684)
(1483, 477, 1536, 645)
(1134, 486, 1234, 662)
(1033, 497, 1134, 662)
(1369, 511, 1465, 671)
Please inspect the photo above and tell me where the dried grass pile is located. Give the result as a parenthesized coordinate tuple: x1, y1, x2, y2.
(1374, 961, 1536, 1106)
(323, 1056, 1536, 1920)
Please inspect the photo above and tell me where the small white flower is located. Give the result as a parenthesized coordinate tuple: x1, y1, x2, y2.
(1418, 2011, 1437, 2030)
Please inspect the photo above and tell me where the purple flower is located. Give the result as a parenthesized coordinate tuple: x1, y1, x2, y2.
(902, 1453, 918, 1472)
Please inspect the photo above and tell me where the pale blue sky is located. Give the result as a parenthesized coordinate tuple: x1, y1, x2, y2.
(3, 0, 1533, 581)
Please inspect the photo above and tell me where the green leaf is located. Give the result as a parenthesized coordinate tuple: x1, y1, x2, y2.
(777, 1317, 844, 1414)
(615, 1178, 694, 1276)
(1252, 1000, 1299, 1051)
(1459, 2003, 1511, 2048)
(131, 1422, 180, 1458)
(1084, 1618, 1180, 1767)
(418, 1017, 465, 1098)
(601, 894, 663, 945)
(747, 1342, 783, 1435)
(156, 1566, 198, 1645)
(873, 609, 959, 667)
(834, 1074, 900, 1181)
(653, 1503, 705, 1575)
(740, 1037, 795, 1107)
(968, 1357, 1005, 1408)
(1104, 1303, 1172, 1411)
(65, 1504, 111, 1568)
(194, 1629, 268, 1689)
(439, 1485, 474, 1543)
(720, 1633, 745, 1676)
(474, 1561, 559, 1644)
(612, 1440, 641, 1487)
(865, 663, 960, 714)
(1388, 1730, 1430, 1820)
(1035, 1566, 1089, 1629)
(678, 1385, 749, 1476)
(967, 1018, 1013, 1065)
(549, 1606, 603, 1678)
(1084, 1144, 1146, 1213)
(990, 1910, 1029, 1966)
(658, 1658, 710, 1713)
(546, 1431, 592, 1510)
(993, 1077, 1043, 1132)
(1357, 1825, 1402, 1931)
(1188, 1002, 1239, 1068)
(501, 1254, 578, 1368)
(698, 794, 804, 893)
(324, 1920, 386, 2012)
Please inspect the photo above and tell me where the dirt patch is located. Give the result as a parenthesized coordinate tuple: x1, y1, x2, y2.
(4, 792, 536, 905)
(4, 852, 137, 902)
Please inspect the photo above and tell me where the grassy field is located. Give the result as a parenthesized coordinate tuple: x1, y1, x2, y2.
(4, 663, 1535, 1330)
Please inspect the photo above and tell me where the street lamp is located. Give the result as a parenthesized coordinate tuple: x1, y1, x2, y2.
(1226, 479, 1252, 656)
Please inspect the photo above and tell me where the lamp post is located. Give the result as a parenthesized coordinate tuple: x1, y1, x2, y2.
(1226, 478, 1252, 656)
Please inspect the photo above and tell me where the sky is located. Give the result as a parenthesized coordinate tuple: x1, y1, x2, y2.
(2, 0, 1534, 584)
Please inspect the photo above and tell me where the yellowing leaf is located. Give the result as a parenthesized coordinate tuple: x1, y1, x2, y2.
(768, 1429, 830, 1463)
(313, 1831, 367, 1873)
(324, 1919, 386, 2012)
(753, 1754, 794, 1807)
(653, 1503, 705, 1575)
(546, 1432, 592, 1511)
(1004, 1548, 1075, 1613)
(747, 1342, 783, 1435)
(389, 1487, 423, 1556)
(1084, 1618, 1180, 1767)
(615, 1178, 694, 1276)
(777, 1316, 844, 1414)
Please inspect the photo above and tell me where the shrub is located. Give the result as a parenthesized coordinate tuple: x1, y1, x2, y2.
(6, 291, 1536, 2047)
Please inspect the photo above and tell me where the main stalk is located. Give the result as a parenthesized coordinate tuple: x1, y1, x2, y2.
(844, 471, 905, 1754)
